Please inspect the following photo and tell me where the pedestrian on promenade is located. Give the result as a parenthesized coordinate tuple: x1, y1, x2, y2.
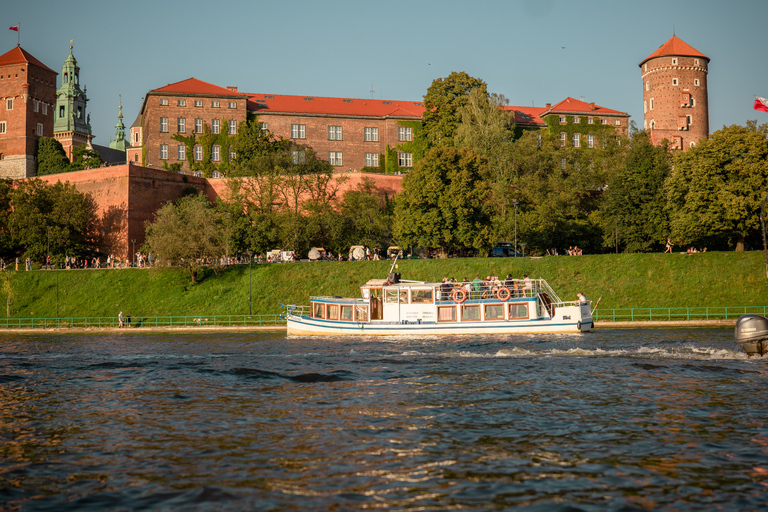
(126, 313, 131, 328)
(118, 311, 124, 328)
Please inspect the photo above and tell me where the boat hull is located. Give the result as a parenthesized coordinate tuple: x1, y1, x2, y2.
(286, 315, 593, 336)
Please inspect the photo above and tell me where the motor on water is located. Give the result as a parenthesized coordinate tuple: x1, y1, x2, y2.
(734, 314, 768, 356)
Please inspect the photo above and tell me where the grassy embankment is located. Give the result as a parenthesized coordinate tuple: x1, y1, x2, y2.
(2, 251, 767, 319)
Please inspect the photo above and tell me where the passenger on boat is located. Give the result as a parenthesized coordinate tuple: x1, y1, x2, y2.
(577, 292, 587, 304)
(472, 275, 483, 293)
(463, 278, 472, 293)
(440, 278, 453, 300)
(523, 275, 532, 296)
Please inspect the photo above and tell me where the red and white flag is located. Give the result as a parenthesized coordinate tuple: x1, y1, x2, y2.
(8, 25, 19, 32)
(755, 96, 768, 113)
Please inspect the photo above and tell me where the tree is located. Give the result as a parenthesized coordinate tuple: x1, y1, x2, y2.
(665, 122, 768, 251)
(393, 146, 492, 256)
(9, 179, 98, 261)
(422, 72, 487, 147)
(70, 145, 104, 171)
(336, 178, 392, 252)
(36, 137, 70, 175)
(143, 193, 227, 283)
(599, 130, 671, 252)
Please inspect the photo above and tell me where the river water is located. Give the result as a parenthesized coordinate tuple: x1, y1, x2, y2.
(1, 328, 767, 511)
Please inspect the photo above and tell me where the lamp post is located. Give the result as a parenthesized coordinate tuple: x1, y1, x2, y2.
(248, 250, 253, 316)
(223, 212, 231, 264)
(520, 243, 526, 276)
(55, 257, 59, 319)
(46, 226, 50, 270)
(615, 217, 618, 254)
(131, 239, 136, 267)
(512, 199, 519, 256)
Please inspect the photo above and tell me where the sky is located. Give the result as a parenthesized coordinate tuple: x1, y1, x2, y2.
(4, 0, 768, 146)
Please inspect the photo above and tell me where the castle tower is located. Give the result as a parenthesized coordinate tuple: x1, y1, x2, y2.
(109, 97, 129, 151)
(640, 35, 709, 150)
(53, 41, 93, 160)
(0, 46, 57, 178)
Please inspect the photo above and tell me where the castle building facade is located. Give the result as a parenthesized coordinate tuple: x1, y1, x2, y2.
(640, 35, 709, 150)
(0, 46, 57, 179)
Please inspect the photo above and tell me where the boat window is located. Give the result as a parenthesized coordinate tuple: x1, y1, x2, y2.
(369, 288, 382, 298)
(340, 305, 353, 321)
(313, 302, 325, 319)
(327, 304, 339, 320)
(385, 289, 408, 304)
(437, 306, 457, 322)
(509, 303, 528, 320)
(485, 304, 504, 321)
(355, 305, 369, 322)
(411, 289, 433, 304)
(461, 305, 480, 321)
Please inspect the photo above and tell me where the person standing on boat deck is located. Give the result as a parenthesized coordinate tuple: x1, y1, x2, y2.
(440, 278, 452, 300)
(522, 275, 532, 296)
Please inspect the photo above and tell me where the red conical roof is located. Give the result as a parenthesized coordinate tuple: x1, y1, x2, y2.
(0, 46, 56, 73)
(640, 36, 709, 66)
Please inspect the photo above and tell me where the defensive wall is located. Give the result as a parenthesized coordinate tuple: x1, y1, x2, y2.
(34, 164, 402, 261)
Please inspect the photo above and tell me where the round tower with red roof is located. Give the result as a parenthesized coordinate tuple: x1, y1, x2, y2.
(640, 35, 709, 150)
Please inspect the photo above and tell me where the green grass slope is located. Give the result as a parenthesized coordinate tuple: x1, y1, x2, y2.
(3, 251, 767, 319)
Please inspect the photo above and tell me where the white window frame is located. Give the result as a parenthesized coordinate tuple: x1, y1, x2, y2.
(177, 100, 186, 106)
(694, 79, 700, 87)
(559, 116, 566, 124)
(365, 153, 379, 167)
(614, 119, 621, 126)
(292, 150, 305, 164)
(177, 118, 186, 133)
(587, 118, 594, 125)
(212, 119, 220, 134)
(694, 59, 699, 66)
(650, 98, 655, 110)
(212, 145, 220, 161)
(37, 123, 43, 136)
(42, 103, 47, 115)
(160, 117, 168, 132)
(365, 127, 379, 141)
(398, 126, 413, 142)
(672, 78, 678, 86)
(573, 133, 580, 148)
(329, 152, 343, 166)
(587, 134, 595, 149)
(6, 98, 12, 110)
(160, 144, 168, 160)
(228, 102, 236, 109)
(560, 132, 566, 147)
(328, 126, 343, 140)
(195, 118, 203, 134)
(177, 145, 186, 160)
(601, 119, 608, 125)
(646, 81, 650, 91)
(0, 121, 5, 134)
(572, 116, 580, 124)
(291, 124, 306, 139)
(33, 99, 39, 112)
(212, 101, 220, 108)
(228, 120, 237, 135)
(397, 152, 413, 167)
(260, 123, 268, 133)
(194, 100, 203, 107)
(672, 58, 677, 65)
(194, 145, 203, 161)
(160, 98, 169, 106)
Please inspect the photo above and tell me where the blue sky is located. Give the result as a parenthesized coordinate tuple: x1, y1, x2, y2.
(5, 0, 768, 145)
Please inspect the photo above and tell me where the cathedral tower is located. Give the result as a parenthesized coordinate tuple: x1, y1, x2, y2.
(640, 35, 709, 150)
(109, 97, 128, 151)
(53, 42, 93, 160)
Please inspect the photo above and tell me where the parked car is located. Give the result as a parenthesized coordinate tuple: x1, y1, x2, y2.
(488, 242, 522, 258)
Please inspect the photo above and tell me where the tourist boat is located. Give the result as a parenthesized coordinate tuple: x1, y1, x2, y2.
(282, 273, 593, 335)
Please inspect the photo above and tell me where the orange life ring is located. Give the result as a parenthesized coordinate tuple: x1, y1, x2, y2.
(452, 288, 467, 304)
(497, 287, 511, 301)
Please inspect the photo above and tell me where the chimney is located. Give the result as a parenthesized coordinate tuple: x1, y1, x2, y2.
(589, 102, 596, 111)
(545, 103, 551, 109)
(227, 86, 238, 93)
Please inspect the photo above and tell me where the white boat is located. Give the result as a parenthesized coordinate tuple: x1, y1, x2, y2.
(283, 273, 593, 335)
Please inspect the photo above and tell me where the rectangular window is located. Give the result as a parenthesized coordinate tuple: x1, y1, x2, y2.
(195, 118, 203, 134)
(36, 123, 43, 136)
(508, 303, 528, 319)
(559, 116, 566, 124)
(160, 117, 168, 132)
(614, 119, 621, 126)
(397, 152, 413, 167)
(329, 152, 343, 166)
(228, 120, 237, 135)
(177, 100, 186, 106)
(365, 127, 379, 141)
(587, 135, 595, 148)
(485, 304, 504, 321)
(646, 81, 650, 91)
(672, 58, 678, 65)
(291, 150, 305, 164)
(212, 101, 220, 108)
(385, 289, 408, 304)
(355, 305, 369, 322)
(194, 145, 203, 161)
(177, 145, 186, 160)
(438, 306, 457, 322)
(672, 78, 678, 86)
(573, 116, 580, 123)
(600, 119, 608, 125)
(212, 119, 220, 134)
(561, 158, 567, 170)
(229, 147, 236, 160)
(291, 124, 306, 139)
(177, 118, 186, 133)
(365, 153, 379, 167)
(560, 132, 566, 147)
(340, 305, 353, 321)
(260, 123, 268, 133)
(537, 133, 542, 147)
(694, 59, 699, 66)
(644, 100, 647, 114)
(33, 99, 39, 112)
(312, 302, 325, 319)
(212, 145, 220, 161)
(0, 121, 5, 134)
(398, 126, 413, 141)
(42, 103, 47, 115)
(650, 98, 655, 110)
(411, 289, 433, 304)
(327, 304, 339, 320)
(6, 99, 12, 110)
(694, 79, 700, 87)
(461, 305, 480, 321)
(587, 118, 594, 124)
(328, 126, 343, 140)
(228, 102, 236, 109)
(194, 100, 203, 107)
(573, 133, 580, 148)
(160, 98, 169, 106)
(160, 144, 168, 160)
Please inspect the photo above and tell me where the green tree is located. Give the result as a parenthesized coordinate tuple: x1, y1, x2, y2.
(393, 146, 491, 256)
(665, 122, 768, 251)
(36, 137, 70, 175)
(422, 72, 487, 147)
(9, 179, 97, 261)
(229, 118, 290, 177)
(600, 131, 671, 252)
(336, 177, 392, 253)
(143, 193, 227, 283)
(70, 145, 103, 171)
(0, 179, 13, 257)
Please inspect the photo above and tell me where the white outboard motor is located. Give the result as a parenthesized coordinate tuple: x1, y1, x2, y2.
(734, 314, 768, 356)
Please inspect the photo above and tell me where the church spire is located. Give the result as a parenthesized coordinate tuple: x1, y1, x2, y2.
(54, 40, 92, 136)
(109, 94, 129, 151)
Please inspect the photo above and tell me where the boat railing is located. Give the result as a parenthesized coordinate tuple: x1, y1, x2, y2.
(435, 278, 566, 303)
(281, 304, 310, 318)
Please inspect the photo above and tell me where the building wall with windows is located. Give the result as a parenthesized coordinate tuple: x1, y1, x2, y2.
(640, 36, 709, 150)
(0, 46, 57, 179)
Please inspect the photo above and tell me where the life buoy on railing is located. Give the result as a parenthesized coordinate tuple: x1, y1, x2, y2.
(451, 288, 467, 304)
(496, 287, 511, 301)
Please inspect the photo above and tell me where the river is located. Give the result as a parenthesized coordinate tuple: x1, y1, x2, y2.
(1, 328, 766, 511)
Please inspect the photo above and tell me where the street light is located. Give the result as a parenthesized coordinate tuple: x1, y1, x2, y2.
(520, 243, 527, 276)
(46, 226, 50, 270)
(512, 199, 519, 256)
(248, 249, 253, 316)
(224, 212, 231, 264)
(131, 239, 136, 267)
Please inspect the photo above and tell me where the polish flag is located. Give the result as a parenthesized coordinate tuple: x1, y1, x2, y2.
(8, 25, 19, 32)
(755, 96, 768, 113)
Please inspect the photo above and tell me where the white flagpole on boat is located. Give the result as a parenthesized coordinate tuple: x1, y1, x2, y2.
(591, 295, 602, 316)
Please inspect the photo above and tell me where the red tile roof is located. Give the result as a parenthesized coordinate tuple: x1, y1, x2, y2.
(502, 106, 547, 127)
(150, 77, 246, 98)
(0, 46, 56, 73)
(640, 36, 709, 66)
(246, 94, 424, 119)
(540, 97, 628, 117)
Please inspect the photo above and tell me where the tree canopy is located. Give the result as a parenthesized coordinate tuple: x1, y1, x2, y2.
(422, 72, 488, 148)
(36, 137, 70, 175)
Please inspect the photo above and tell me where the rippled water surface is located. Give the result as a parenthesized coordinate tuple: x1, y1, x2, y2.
(1, 328, 768, 511)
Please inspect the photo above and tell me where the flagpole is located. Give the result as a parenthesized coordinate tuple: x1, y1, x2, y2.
(17, 22, 19, 46)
